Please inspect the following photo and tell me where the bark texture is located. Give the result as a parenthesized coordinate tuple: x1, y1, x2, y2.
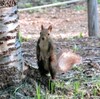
(0, 0, 23, 89)
(0, 0, 17, 7)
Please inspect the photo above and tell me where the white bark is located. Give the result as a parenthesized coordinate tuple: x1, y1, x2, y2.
(0, 5, 23, 88)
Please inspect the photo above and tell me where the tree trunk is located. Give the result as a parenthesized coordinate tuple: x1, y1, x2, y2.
(87, 0, 99, 37)
(0, 0, 23, 89)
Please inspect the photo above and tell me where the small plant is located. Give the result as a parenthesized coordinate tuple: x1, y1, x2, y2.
(56, 81, 65, 88)
(60, 81, 65, 88)
(25, 3, 33, 8)
(92, 81, 100, 96)
(79, 32, 83, 38)
(73, 44, 79, 52)
(74, 5, 86, 11)
(80, 91, 84, 99)
(92, 87, 98, 96)
(18, 32, 28, 43)
(49, 80, 55, 93)
(72, 65, 82, 71)
(36, 84, 41, 99)
(73, 81, 80, 94)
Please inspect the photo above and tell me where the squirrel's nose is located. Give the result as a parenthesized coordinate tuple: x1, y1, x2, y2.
(42, 37, 44, 40)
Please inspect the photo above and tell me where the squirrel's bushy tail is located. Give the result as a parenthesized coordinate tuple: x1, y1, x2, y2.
(57, 49, 82, 73)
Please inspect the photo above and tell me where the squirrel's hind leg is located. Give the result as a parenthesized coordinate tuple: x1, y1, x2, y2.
(37, 60, 49, 76)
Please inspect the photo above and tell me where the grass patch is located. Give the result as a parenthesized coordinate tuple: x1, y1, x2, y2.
(74, 5, 86, 11)
(72, 44, 80, 52)
(18, 32, 29, 42)
(25, 3, 33, 8)
(73, 81, 80, 94)
(36, 84, 41, 99)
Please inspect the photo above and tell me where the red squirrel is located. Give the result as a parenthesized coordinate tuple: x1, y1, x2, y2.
(36, 25, 82, 79)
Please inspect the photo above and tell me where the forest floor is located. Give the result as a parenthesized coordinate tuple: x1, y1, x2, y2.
(2, 2, 100, 99)
(21, 37, 100, 99)
(19, 2, 100, 40)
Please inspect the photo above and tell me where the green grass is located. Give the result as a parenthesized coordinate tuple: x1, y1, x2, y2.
(92, 80, 100, 96)
(74, 5, 86, 11)
(73, 81, 80, 94)
(49, 80, 55, 93)
(19, 3, 33, 8)
(72, 44, 80, 52)
(9, 73, 100, 99)
(25, 3, 33, 8)
(18, 32, 29, 42)
(79, 32, 83, 38)
(36, 84, 41, 99)
(80, 91, 85, 99)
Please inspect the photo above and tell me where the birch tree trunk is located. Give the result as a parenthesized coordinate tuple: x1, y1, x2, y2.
(0, 0, 23, 89)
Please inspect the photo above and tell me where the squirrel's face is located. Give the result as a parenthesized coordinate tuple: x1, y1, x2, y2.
(40, 25, 52, 41)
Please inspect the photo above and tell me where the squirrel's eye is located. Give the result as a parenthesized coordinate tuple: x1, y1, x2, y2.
(48, 33, 50, 35)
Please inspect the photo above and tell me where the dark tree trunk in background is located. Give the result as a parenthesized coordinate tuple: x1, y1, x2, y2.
(0, 0, 23, 90)
(87, 0, 99, 37)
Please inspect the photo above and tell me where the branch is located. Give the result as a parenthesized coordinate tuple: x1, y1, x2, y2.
(18, 0, 84, 12)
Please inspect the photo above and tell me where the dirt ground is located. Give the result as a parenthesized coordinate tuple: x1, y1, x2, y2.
(19, 2, 100, 39)
(16, 2, 100, 99)
(19, 2, 89, 40)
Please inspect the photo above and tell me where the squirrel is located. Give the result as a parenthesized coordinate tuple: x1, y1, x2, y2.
(36, 25, 82, 79)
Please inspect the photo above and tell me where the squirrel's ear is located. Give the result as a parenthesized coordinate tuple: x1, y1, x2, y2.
(48, 25, 52, 32)
(41, 25, 44, 30)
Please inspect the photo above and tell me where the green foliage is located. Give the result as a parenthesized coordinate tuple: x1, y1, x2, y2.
(55, 80, 65, 88)
(49, 80, 55, 93)
(74, 5, 86, 11)
(80, 91, 84, 99)
(36, 84, 41, 99)
(98, 0, 100, 3)
(92, 80, 100, 96)
(72, 44, 79, 52)
(72, 65, 82, 71)
(18, 32, 28, 42)
(72, 32, 84, 39)
(73, 81, 80, 94)
(51, 0, 58, 3)
(79, 32, 83, 38)
(18, 3, 32, 8)
(93, 87, 98, 96)
(25, 3, 33, 8)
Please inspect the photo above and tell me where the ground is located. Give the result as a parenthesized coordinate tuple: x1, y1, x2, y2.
(19, 2, 100, 39)
(16, 2, 100, 99)
(18, 2, 100, 99)
(20, 37, 100, 99)
(19, 2, 88, 39)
